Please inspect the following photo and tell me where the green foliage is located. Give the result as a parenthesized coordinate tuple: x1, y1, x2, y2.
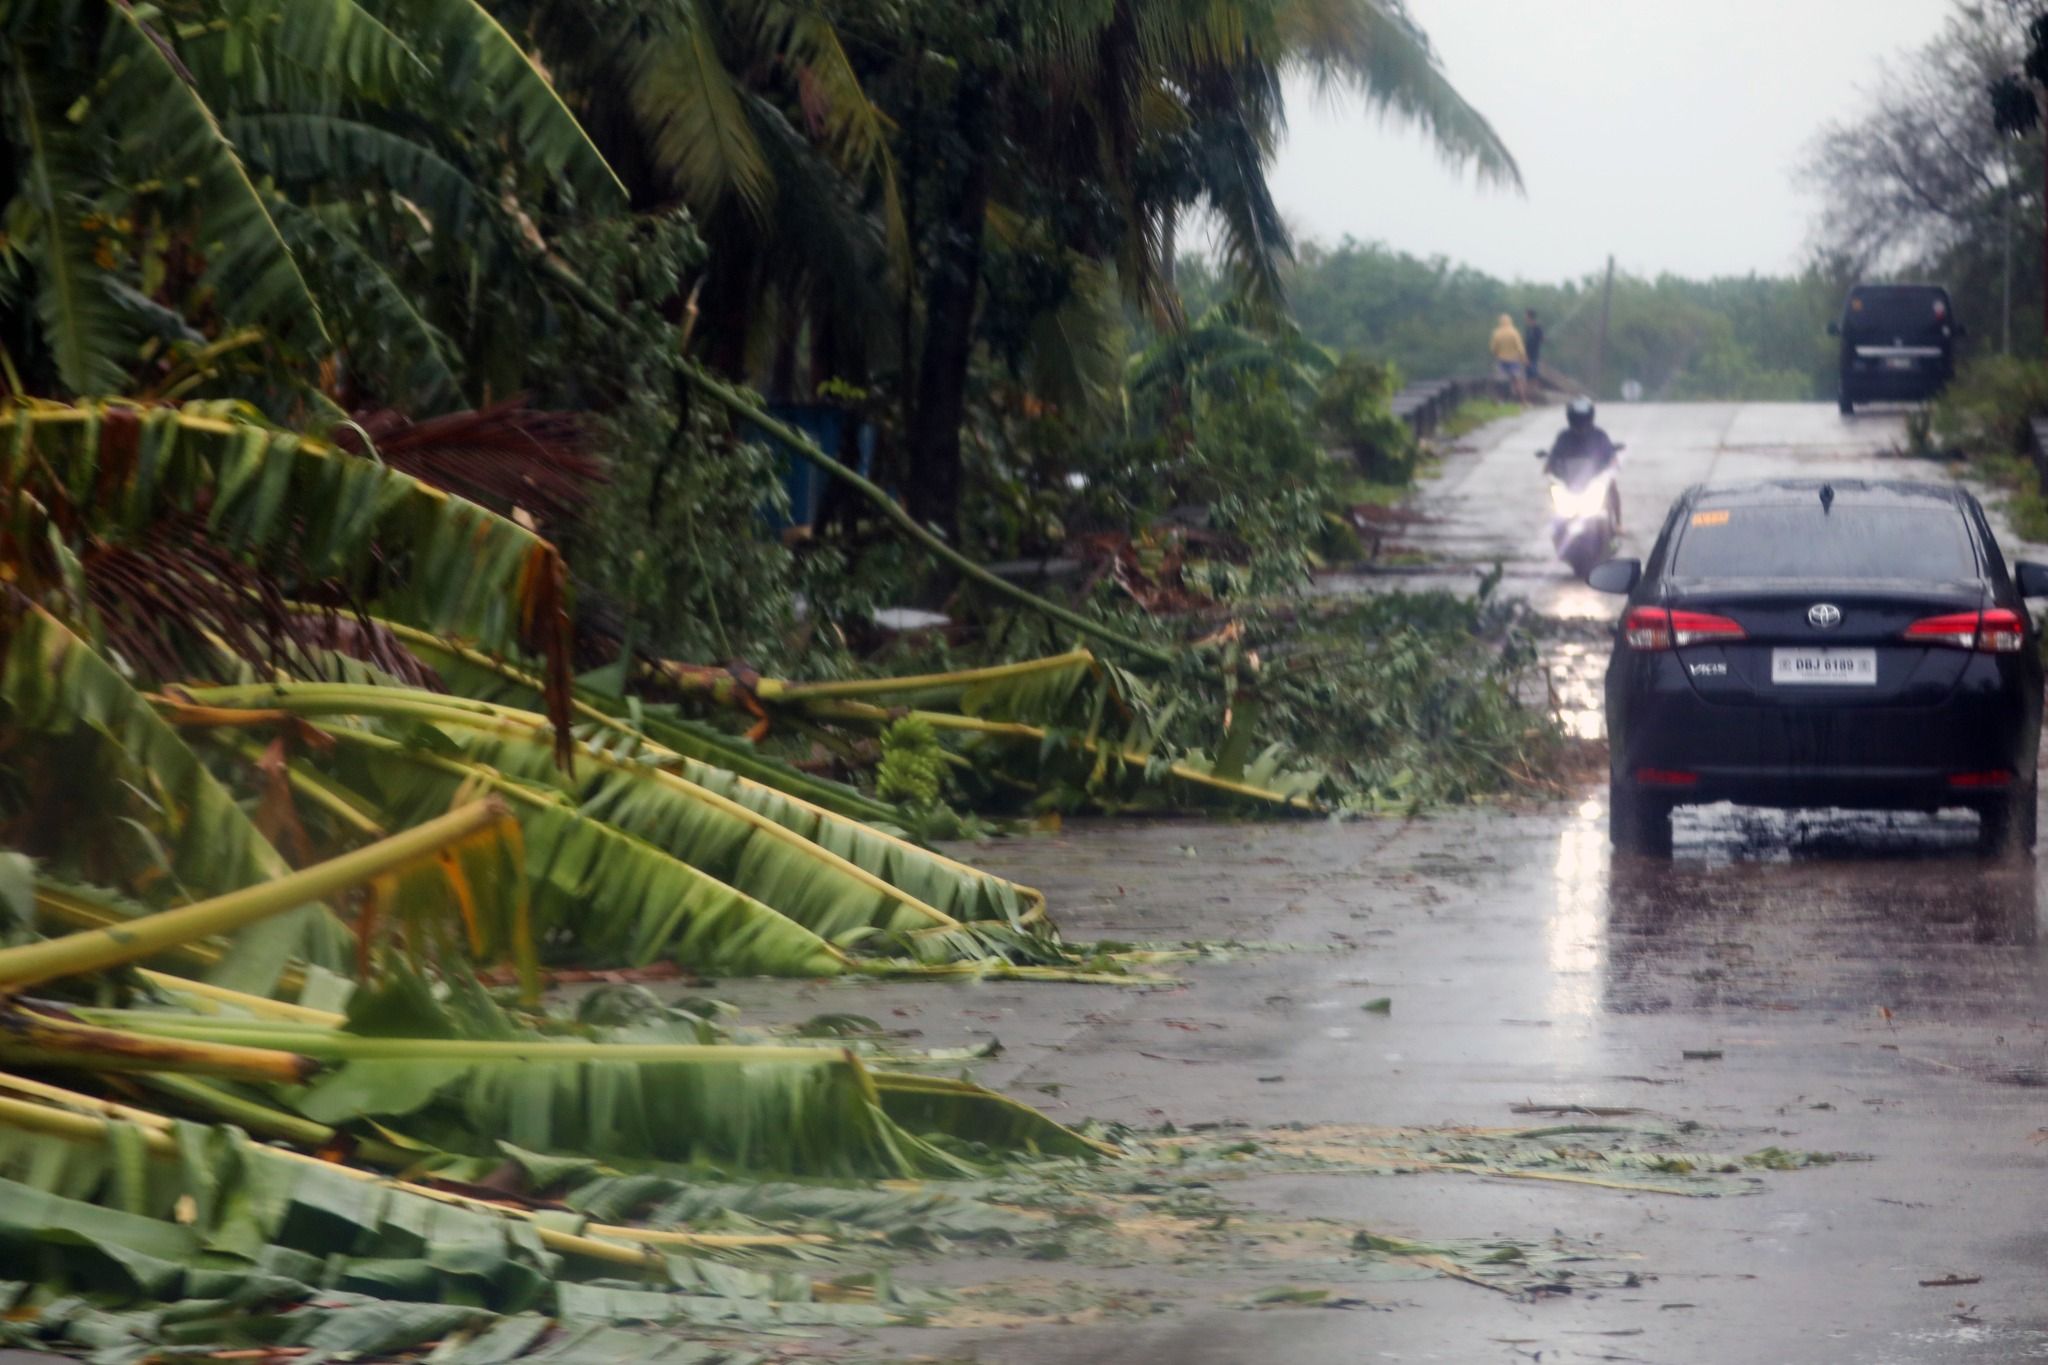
(1806, 4, 2037, 359)
(1194, 240, 1843, 402)
(843, 577, 1558, 814)
(1930, 355, 2048, 543)
(0, 0, 624, 408)
(1438, 397, 1521, 440)
(1266, 588, 1559, 809)
(1177, 379, 1346, 589)
(1315, 353, 1415, 482)
(569, 404, 797, 667)
(1933, 355, 2048, 461)
(0, 609, 352, 995)
(520, 212, 811, 670)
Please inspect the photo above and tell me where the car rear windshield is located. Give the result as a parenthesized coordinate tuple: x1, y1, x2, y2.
(1670, 503, 1978, 581)
(1844, 287, 1949, 333)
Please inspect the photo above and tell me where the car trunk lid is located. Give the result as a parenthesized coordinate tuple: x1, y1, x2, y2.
(1667, 579, 1985, 708)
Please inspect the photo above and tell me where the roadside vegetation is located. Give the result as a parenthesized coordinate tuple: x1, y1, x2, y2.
(0, 0, 1575, 1354)
(1843, 5, 2048, 543)
(1179, 241, 1849, 403)
(1806, 3, 2045, 364)
(1927, 357, 2048, 542)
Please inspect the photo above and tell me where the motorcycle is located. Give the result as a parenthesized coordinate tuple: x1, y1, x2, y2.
(1535, 443, 1624, 580)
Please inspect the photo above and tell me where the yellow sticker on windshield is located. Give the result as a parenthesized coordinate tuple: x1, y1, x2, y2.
(1691, 509, 1730, 527)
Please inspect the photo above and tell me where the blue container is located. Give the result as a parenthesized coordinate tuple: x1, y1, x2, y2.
(758, 404, 876, 533)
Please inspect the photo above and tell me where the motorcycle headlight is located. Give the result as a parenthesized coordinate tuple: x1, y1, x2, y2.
(1550, 484, 1603, 517)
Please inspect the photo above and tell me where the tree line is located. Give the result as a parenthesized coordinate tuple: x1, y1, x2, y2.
(1806, 1, 2043, 361)
(1180, 240, 1853, 404)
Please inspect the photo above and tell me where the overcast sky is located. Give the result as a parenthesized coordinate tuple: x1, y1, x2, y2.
(1258, 0, 1954, 285)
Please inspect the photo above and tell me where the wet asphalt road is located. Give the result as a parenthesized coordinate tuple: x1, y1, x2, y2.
(722, 405, 2048, 1363)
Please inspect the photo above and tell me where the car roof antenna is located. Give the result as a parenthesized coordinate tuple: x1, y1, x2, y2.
(1819, 484, 1834, 514)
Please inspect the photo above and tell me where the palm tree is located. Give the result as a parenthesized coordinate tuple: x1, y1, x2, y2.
(503, 0, 905, 386)
(0, 0, 623, 409)
(870, 0, 1521, 538)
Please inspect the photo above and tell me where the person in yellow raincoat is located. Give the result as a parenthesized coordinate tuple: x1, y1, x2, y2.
(1489, 313, 1529, 402)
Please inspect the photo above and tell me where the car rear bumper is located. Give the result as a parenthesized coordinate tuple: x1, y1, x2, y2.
(1842, 364, 1951, 401)
(1608, 654, 2039, 813)
(1614, 766, 2024, 814)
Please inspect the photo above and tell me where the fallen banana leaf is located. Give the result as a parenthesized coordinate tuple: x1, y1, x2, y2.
(67, 1008, 1105, 1177)
(2, 607, 353, 993)
(0, 1073, 824, 1254)
(167, 686, 1105, 976)
(385, 623, 905, 826)
(291, 726, 857, 977)
(178, 681, 1052, 938)
(805, 699, 1324, 811)
(1, 401, 577, 750)
(32, 881, 226, 978)
(32, 879, 320, 1002)
(0, 799, 511, 993)
(630, 643, 1322, 812)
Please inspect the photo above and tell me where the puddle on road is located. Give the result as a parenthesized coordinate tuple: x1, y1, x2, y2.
(1542, 639, 1607, 740)
(1871, 1324, 2048, 1362)
(1585, 802, 2044, 1018)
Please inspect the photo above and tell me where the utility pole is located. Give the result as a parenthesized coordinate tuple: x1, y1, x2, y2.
(1990, 28, 2048, 352)
(1593, 254, 1615, 397)
(2001, 142, 2016, 354)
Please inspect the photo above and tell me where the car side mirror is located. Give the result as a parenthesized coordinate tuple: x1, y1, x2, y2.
(2016, 560, 2048, 598)
(1953, 322, 1968, 338)
(1826, 321, 1841, 337)
(1587, 558, 1641, 594)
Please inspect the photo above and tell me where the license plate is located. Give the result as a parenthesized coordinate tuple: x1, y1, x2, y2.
(1771, 647, 1877, 685)
(1884, 356, 1915, 370)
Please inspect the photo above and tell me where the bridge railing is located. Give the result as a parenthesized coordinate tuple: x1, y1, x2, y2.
(1390, 375, 1508, 439)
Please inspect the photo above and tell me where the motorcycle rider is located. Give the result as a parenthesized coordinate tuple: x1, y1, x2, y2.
(1543, 396, 1621, 529)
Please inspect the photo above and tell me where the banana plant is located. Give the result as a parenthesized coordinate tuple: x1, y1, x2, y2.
(0, 401, 575, 726)
(155, 681, 1129, 977)
(0, 860, 1102, 1354)
(0, 399, 1155, 990)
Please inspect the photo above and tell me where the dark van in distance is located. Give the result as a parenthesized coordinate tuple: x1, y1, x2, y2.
(1829, 283, 1961, 414)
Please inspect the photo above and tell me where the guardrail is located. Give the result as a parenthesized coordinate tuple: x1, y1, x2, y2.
(1390, 375, 1505, 439)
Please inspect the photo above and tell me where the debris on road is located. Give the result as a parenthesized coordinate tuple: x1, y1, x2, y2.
(1919, 1274, 1984, 1288)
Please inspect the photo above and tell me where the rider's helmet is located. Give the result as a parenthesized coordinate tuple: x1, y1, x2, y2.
(1566, 396, 1596, 430)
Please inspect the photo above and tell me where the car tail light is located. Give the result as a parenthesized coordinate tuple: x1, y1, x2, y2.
(1979, 608, 2027, 652)
(1933, 300, 1948, 320)
(1948, 770, 2012, 788)
(1636, 768, 1699, 787)
(1904, 609, 2026, 653)
(1623, 607, 1745, 651)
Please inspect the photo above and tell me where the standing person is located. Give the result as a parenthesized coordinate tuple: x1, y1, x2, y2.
(1523, 308, 1546, 391)
(1490, 313, 1528, 403)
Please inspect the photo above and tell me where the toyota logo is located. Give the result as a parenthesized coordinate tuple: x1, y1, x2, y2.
(1808, 603, 1842, 629)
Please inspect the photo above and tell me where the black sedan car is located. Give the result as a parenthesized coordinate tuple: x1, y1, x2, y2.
(1590, 480, 2047, 856)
